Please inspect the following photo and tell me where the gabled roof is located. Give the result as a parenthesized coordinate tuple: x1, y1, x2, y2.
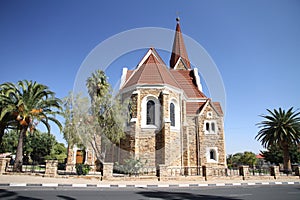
(121, 48, 206, 100)
(211, 102, 223, 116)
(186, 102, 206, 115)
(170, 18, 191, 69)
(121, 48, 181, 89)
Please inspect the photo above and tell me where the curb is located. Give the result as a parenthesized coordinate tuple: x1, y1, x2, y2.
(0, 181, 299, 188)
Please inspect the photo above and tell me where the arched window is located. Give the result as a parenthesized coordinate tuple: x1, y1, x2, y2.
(204, 120, 218, 134)
(206, 122, 210, 131)
(207, 147, 218, 163)
(210, 149, 216, 160)
(170, 103, 175, 126)
(211, 122, 215, 132)
(146, 100, 155, 125)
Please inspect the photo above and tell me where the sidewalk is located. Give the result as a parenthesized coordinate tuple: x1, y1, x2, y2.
(0, 174, 299, 188)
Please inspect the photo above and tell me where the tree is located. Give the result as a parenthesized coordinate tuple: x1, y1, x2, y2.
(24, 130, 56, 164)
(0, 84, 18, 146)
(0, 80, 62, 172)
(239, 151, 257, 168)
(227, 152, 243, 168)
(45, 142, 67, 162)
(261, 144, 300, 166)
(1, 129, 66, 164)
(62, 92, 85, 148)
(256, 107, 300, 173)
(0, 129, 18, 153)
(86, 70, 110, 102)
(227, 152, 257, 168)
(79, 69, 127, 164)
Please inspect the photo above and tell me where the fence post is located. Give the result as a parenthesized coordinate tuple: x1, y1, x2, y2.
(45, 160, 58, 177)
(239, 165, 249, 179)
(202, 166, 207, 180)
(295, 166, 300, 177)
(270, 166, 280, 179)
(103, 162, 113, 179)
(202, 166, 214, 181)
(0, 158, 10, 174)
(159, 165, 168, 181)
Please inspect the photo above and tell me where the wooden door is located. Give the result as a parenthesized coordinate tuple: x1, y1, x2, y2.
(76, 150, 85, 164)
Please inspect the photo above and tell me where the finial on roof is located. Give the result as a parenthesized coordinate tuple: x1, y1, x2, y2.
(176, 11, 180, 23)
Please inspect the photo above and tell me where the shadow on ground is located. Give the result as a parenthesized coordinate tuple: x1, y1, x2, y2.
(137, 190, 242, 200)
(0, 189, 41, 200)
(57, 195, 77, 200)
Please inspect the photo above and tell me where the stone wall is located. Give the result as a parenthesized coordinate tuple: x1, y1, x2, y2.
(45, 160, 58, 177)
(197, 103, 226, 168)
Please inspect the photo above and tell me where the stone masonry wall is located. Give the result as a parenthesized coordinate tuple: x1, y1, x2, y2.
(198, 103, 226, 168)
(186, 116, 198, 167)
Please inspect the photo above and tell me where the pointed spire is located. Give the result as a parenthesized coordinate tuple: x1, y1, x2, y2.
(170, 17, 191, 69)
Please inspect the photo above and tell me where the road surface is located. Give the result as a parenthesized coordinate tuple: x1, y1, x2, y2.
(0, 185, 299, 200)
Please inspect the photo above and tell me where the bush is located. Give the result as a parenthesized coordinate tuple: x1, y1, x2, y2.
(75, 164, 91, 175)
(114, 157, 146, 176)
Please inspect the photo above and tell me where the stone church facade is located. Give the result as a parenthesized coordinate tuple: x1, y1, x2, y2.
(118, 19, 226, 170)
(66, 19, 226, 173)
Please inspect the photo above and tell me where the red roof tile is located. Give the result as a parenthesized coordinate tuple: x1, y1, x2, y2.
(212, 102, 223, 116)
(186, 102, 206, 115)
(170, 70, 206, 99)
(122, 49, 180, 89)
(256, 154, 264, 159)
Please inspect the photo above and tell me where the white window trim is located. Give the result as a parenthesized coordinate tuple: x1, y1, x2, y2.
(169, 98, 180, 131)
(141, 95, 161, 129)
(204, 120, 218, 134)
(206, 147, 218, 163)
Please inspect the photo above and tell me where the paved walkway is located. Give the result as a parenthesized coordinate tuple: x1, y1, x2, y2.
(0, 174, 299, 188)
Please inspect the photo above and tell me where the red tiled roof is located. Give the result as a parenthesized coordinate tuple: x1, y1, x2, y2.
(170, 70, 206, 99)
(126, 70, 133, 81)
(212, 102, 223, 116)
(186, 102, 206, 115)
(170, 20, 191, 69)
(256, 154, 264, 159)
(122, 48, 207, 101)
(122, 49, 180, 89)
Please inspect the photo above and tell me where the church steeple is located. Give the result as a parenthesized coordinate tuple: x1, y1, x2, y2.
(170, 17, 191, 69)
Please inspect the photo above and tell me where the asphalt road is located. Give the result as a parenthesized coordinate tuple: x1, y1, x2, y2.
(0, 185, 299, 200)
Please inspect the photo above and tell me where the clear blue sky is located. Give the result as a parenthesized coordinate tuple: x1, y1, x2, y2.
(1, 0, 299, 154)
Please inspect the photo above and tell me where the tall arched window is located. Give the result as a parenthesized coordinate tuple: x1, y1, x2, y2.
(211, 122, 215, 132)
(206, 122, 210, 131)
(146, 100, 155, 125)
(210, 149, 216, 160)
(170, 103, 175, 126)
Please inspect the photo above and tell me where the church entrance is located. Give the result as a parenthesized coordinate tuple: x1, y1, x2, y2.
(76, 150, 86, 164)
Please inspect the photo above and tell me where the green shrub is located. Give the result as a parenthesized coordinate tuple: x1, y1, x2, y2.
(75, 164, 91, 175)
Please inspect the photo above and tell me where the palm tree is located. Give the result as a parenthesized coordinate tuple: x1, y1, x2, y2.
(86, 70, 110, 101)
(0, 84, 18, 145)
(256, 107, 300, 173)
(0, 80, 62, 172)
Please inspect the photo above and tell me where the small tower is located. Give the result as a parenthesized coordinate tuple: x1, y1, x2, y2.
(170, 17, 191, 70)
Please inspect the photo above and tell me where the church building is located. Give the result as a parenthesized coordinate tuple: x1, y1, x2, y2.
(118, 18, 226, 171)
(66, 18, 226, 175)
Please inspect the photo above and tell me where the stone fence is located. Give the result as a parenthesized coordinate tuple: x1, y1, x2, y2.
(1, 158, 299, 181)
